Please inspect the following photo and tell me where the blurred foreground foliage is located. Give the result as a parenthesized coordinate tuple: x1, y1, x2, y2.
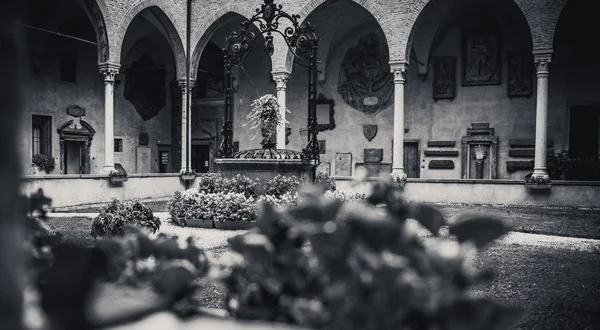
(213, 177, 523, 330)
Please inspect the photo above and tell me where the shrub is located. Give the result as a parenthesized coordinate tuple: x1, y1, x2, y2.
(166, 191, 185, 222)
(32, 154, 55, 173)
(214, 179, 522, 330)
(264, 174, 301, 198)
(222, 174, 259, 198)
(324, 190, 366, 202)
(91, 200, 161, 238)
(210, 192, 256, 222)
(315, 172, 336, 192)
(197, 173, 226, 193)
(179, 191, 256, 223)
(257, 192, 301, 209)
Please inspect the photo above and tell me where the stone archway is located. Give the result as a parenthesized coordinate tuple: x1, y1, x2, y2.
(57, 119, 96, 174)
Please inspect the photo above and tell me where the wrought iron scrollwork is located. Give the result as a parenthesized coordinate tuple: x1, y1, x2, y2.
(218, 0, 320, 163)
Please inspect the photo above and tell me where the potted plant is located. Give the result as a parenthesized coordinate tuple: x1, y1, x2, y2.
(108, 166, 128, 183)
(243, 94, 289, 149)
(212, 192, 257, 230)
(32, 154, 55, 175)
(180, 168, 196, 181)
(391, 171, 407, 187)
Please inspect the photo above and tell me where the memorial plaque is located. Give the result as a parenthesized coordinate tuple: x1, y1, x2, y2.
(136, 146, 151, 173)
(429, 160, 455, 169)
(364, 148, 383, 163)
(319, 140, 326, 154)
(317, 162, 331, 176)
(335, 153, 352, 176)
(428, 140, 456, 147)
(139, 132, 149, 146)
(355, 163, 392, 178)
(424, 150, 459, 157)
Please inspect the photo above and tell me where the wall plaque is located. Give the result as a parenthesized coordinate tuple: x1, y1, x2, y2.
(136, 147, 151, 173)
(433, 57, 456, 101)
(335, 153, 352, 176)
(139, 132, 149, 146)
(355, 163, 392, 178)
(338, 33, 393, 114)
(462, 21, 501, 86)
(318, 140, 326, 154)
(364, 148, 383, 163)
(429, 160, 455, 169)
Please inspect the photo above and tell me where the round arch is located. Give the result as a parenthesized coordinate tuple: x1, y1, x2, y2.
(278, 0, 392, 73)
(189, 4, 256, 81)
(112, 1, 186, 78)
(400, 0, 566, 64)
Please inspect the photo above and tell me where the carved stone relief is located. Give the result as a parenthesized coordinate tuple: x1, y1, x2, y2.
(462, 21, 501, 86)
(433, 57, 456, 101)
(363, 125, 378, 142)
(338, 33, 393, 114)
(507, 50, 533, 98)
(124, 55, 166, 121)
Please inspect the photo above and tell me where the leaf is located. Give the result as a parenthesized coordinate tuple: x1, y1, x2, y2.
(406, 204, 447, 235)
(344, 204, 401, 251)
(228, 233, 275, 264)
(256, 202, 283, 238)
(449, 214, 509, 247)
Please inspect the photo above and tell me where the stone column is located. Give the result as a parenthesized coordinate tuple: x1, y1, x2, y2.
(99, 63, 120, 173)
(390, 62, 408, 180)
(532, 51, 552, 180)
(178, 79, 195, 173)
(273, 71, 291, 149)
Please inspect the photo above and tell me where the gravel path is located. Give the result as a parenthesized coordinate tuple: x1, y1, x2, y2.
(48, 212, 600, 252)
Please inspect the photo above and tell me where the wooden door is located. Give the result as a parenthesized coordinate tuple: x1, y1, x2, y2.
(403, 142, 420, 178)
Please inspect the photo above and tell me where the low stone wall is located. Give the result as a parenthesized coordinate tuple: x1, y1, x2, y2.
(334, 177, 600, 208)
(20, 174, 194, 208)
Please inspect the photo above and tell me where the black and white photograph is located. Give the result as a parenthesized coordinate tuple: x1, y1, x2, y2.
(1, 0, 599, 329)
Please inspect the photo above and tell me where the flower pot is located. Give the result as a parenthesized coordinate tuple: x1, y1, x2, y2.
(109, 177, 128, 183)
(214, 221, 256, 230)
(181, 173, 196, 181)
(172, 215, 186, 226)
(185, 218, 214, 228)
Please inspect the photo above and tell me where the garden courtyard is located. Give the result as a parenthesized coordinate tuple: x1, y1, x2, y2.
(46, 198, 600, 330)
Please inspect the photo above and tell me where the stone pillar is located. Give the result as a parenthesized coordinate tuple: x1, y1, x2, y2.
(532, 51, 552, 180)
(390, 62, 407, 180)
(99, 63, 120, 173)
(273, 71, 291, 149)
(178, 79, 195, 173)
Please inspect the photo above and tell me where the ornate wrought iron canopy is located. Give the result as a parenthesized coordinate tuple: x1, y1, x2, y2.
(218, 0, 321, 163)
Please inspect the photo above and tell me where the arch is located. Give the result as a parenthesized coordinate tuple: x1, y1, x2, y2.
(278, 0, 393, 72)
(189, 4, 256, 81)
(78, 0, 111, 64)
(112, 1, 186, 78)
(401, 0, 565, 64)
(513, 0, 567, 52)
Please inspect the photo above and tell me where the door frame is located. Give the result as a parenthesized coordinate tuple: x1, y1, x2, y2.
(57, 119, 95, 174)
(191, 134, 215, 173)
(404, 139, 421, 178)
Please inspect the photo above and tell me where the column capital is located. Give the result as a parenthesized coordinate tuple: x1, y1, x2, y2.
(533, 50, 552, 76)
(390, 62, 408, 83)
(177, 78, 196, 92)
(99, 63, 120, 82)
(272, 71, 291, 91)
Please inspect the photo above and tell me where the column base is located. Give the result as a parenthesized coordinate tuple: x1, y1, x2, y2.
(390, 169, 407, 187)
(525, 168, 550, 187)
(180, 168, 196, 180)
